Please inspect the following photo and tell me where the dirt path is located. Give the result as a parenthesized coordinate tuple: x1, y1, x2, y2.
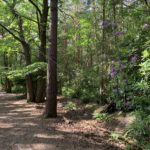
(0, 93, 124, 150)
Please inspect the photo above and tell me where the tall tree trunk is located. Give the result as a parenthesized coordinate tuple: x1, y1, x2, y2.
(35, 0, 49, 103)
(99, 0, 106, 103)
(45, 0, 58, 117)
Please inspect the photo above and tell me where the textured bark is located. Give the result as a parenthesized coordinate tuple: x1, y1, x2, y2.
(5, 78, 12, 93)
(35, 0, 49, 103)
(17, 14, 35, 102)
(35, 72, 46, 103)
(26, 75, 35, 102)
(38, 0, 49, 62)
(45, 0, 58, 117)
(22, 42, 35, 102)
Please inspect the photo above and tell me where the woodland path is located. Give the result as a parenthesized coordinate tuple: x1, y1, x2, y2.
(0, 92, 124, 150)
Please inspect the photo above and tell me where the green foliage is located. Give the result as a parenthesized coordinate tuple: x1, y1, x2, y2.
(64, 101, 77, 110)
(124, 111, 150, 143)
(24, 62, 47, 76)
(144, 143, 150, 150)
(4, 62, 47, 92)
(140, 59, 150, 77)
(7, 69, 25, 82)
(12, 85, 26, 93)
(124, 145, 134, 150)
(7, 62, 47, 82)
(62, 86, 76, 97)
(110, 132, 120, 141)
(0, 0, 150, 148)
(66, 68, 99, 102)
(92, 112, 111, 122)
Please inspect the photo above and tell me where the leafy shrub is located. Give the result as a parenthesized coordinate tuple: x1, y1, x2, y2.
(144, 143, 150, 150)
(62, 68, 99, 103)
(124, 111, 150, 143)
(24, 62, 47, 76)
(92, 112, 112, 121)
(110, 132, 120, 141)
(64, 101, 77, 110)
(124, 46, 150, 148)
(62, 86, 76, 97)
(7, 69, 25, 85)
(12, 85, 26, 93)
(7, 62, 47, 82)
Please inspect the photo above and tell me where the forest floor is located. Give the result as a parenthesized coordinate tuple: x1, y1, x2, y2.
(0, 92, 134, 150)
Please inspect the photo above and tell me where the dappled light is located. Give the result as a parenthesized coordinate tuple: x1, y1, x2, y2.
(0, 0, 150, 149)
(0, 93, 124, 150)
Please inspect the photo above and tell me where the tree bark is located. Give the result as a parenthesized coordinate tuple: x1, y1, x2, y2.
(22, 42, 35, 102)
(17, 14, 35, 102)
(45, 0, 58, 118)
(35, 0, 49, 103)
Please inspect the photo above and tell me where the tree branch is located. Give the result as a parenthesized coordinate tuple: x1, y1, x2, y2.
(144, 0, 150, 8)
(0, 22, 22, 42)
(28, 0, 42, 16)
(20, 14, 38, 24)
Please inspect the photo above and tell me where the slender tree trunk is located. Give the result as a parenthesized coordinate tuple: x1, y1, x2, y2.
(22, 42, 35, 102)
(3, 53, 12, 93)
(99, 0, 106, 103)
(45, 0, 58, 117)
(17, 13, 35, 102)
(113, 0, 117, 45)
(39, 0, 48, 62)
(35, 0, 49, 103)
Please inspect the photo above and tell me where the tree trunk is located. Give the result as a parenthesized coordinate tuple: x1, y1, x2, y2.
(26, 75, 35, 102)
(3, 53, 12, 93)
(22, 42, 35, 102)
(45, 0, 58, 118)
(35, 0, 49, 103)
(35, 71, 46, 103)
(99, 0, 106, 103)
(5, 77, 12, 93)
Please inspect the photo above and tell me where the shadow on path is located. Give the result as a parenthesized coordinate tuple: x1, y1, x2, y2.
(0, 93, 123, 150)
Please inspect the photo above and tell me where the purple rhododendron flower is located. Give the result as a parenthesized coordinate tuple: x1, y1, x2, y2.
(131, 54, 138, 63)
(110, 67, 117, 77)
